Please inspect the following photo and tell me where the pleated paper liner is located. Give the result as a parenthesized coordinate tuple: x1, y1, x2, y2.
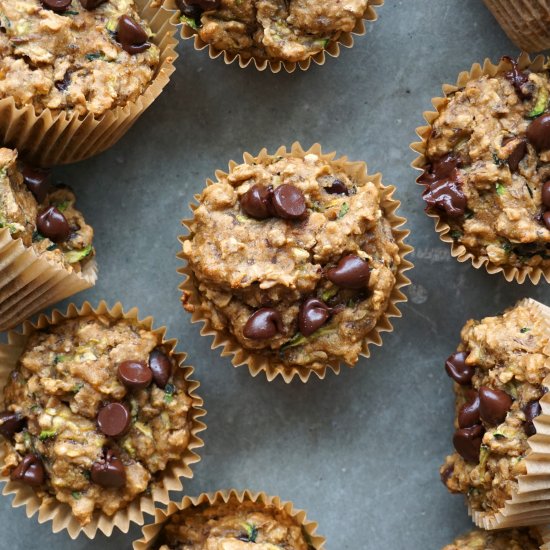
(164, 0, 383, 73)
(411, 53, 550, 284)
(483, 1, 550, 53)
(0, 227, 98, 332)
(178, 142, 413, 383)
(132, 489, 325, 549)
(0, 301, 206, 539)
(465, 298, 550, 530)
(0, 0, 178, 167)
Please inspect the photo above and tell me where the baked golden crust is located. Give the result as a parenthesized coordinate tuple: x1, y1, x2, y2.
(442, 528, 541, 550)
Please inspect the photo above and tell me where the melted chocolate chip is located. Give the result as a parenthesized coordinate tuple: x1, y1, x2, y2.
(444, 352, 473, 385)
(80, 0, 107, 8)
(148, 349, 172, 389)
(524, 400, 542, 437)
(543, 211, 550, 230)
(271, 184, 307, 220)
(178, 0, 220, 11)
(542, 181, 550, 209)
(54, 70, 72, 92)
(299, 297, 331, 337)
(117, 360, 153, 390)
(97, 403, 131, 437)
(506, 139, 528, 172)
(176, 0, 203, 18)
(503, 56, 532, 99)
(22, 166, 51, 203)
(422, 170, 466, 218)
(458, 393, 480, 429)
(453, 425, 485, 463)
(117, 15, 150, 55)
(527, 113, 550, 152)
(41, 0, 71, 13)
(418, 154, 461, 185)
(0, 411, 25, 440)
(243, 308, 284, 340)
(91, 449, 126, 488)
(240, 185, 272, 219)
(479, 386, 513, 426)
(36, 206, 71, 243)
(326, 254, 370, 289)
(324, 179, 349, 195)
(10, 454, 45, 486)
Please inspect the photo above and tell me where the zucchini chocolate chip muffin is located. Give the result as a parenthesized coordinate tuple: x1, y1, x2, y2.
(176, 0, 372, 63)
(181, 150, 403, 375)
(0, 0, 159, 116)
(0, 314, 194, 526)
(442, 528, 542, 550)
(0, 147, 94, 272)
(419, 56, 550, 271)
(153, 497, 312, 549)
(440, 300, 550, 523)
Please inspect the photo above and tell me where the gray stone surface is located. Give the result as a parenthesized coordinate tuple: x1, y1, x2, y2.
(1, 0, 550, 548)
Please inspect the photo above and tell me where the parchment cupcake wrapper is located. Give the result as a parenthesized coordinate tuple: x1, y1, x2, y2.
(411, 53, 550, 285)
(0, 0, 178, 166)
(0, 227, 98, 332)
(0, 301, 206, 539)
(164, 0, 383, 73)
(466, 298, 550, 529)
(178, 142, 413, 383)
(132, 489, 325, 549)
(483, 0, 550, 53)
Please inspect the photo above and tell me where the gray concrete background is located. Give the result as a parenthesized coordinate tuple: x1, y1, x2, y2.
(2, 0, 550, 548)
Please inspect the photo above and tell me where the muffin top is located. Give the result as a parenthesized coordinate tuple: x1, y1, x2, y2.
(181, 152, 401, 370)
(420, 57, 550, 269)
(0, 147, 94, 273)
(156, 497, 311, 550)
(0, 0, 159, 116)
(442, 528, 541, 550)
(0, 315, 193, 525)
(177, 0, 369, 63)
(440, 300, 550, 517)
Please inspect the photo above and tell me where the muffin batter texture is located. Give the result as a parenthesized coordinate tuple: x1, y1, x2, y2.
(442, 528, 541, 550)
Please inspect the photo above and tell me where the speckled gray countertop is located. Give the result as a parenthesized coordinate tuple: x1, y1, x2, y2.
(1, 0, 550, 548)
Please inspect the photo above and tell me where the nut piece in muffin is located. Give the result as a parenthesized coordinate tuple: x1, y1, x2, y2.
(154, 497, 312, 549)
(181, 151, 402, 372)
(0, 147, 94, 272)
(176, 0, 370, 63)
(419, 56, 550, 270)
(0, 0, 159, 116)
(442, 528, 541, 550)
(0, 315, 194, 526)
(439, 300, 550, 522)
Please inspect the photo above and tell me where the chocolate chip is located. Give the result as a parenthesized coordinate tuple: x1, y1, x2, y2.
(543, 211, 550, 230)
(80, 0, 106, 8)
(36, 206, 71, 243)
(91, 449, 126, 488)
(117, 360, 152, 390)
(326, 254, 370, 289)
(507, 139, 528, 172)
(10, 454, 45, 486)
(453, 425, 485, 463)
(175, 0, 203, 18)
(117, 15, 150, 55)
(418, 153, 461, 185)
(243, 308, 284, 340)
(97, 403, 131, 437)
(22, 166, 51, 203)
(503, 56, 532, 99)
(440, 464, 454, 485)
(299, 297, 331, 337)
(422, 171, 466, 218)
(148, 349, 172, 389)
(542, 181, 550, 208)
(240, 184, 272, 219)
(0, 411, 25, 439)
(40, 0, 71, 13)
(527, 113, 550, 152)
(54, 70, 72, 92)
(271, 184, 307, 220)
(178, 0, 220, 11)
(324, 179, 349, 195)
(458, 393, 481, 429)
(479, 386, 513, 426)
(524, 400, 542, 437)
(445, 352, 474, 385)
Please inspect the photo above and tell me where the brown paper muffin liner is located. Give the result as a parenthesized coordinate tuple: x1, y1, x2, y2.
(164, 0, 383, 73)
(0, 1, 178, 167)
(411, 53, 550, 285)
(178, 142, 413, 383)
(132, 489, 325, 549)
(483, 1, 550, 53)
(0, 227, 98, 332)
(466, 298, 550, 529)
(0, 301, 206, 539)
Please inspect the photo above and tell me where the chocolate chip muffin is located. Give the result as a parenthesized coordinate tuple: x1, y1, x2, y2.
(176, 0, 375, 64)
(0, 147, 94, 273)
(0, 312, 197, 527)
(419, 56, 550, 273)
(180, 146, 409, 378)
(442, 528, 542, 550)
(0, 0, 159, 116)
(440, 299, 550, 526)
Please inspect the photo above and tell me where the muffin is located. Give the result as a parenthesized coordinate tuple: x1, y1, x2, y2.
(172, 0, 383, 72)
(0, 0, 177, 165)
(439, 298, 550, 529)
(0, 302, 205, 538)
(0, 147, 96, 331)
(179, 143, 412, 382)
(133, 490, 325, 549)
(414, 55, 550, 283)
(442, 528, 542, 550)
